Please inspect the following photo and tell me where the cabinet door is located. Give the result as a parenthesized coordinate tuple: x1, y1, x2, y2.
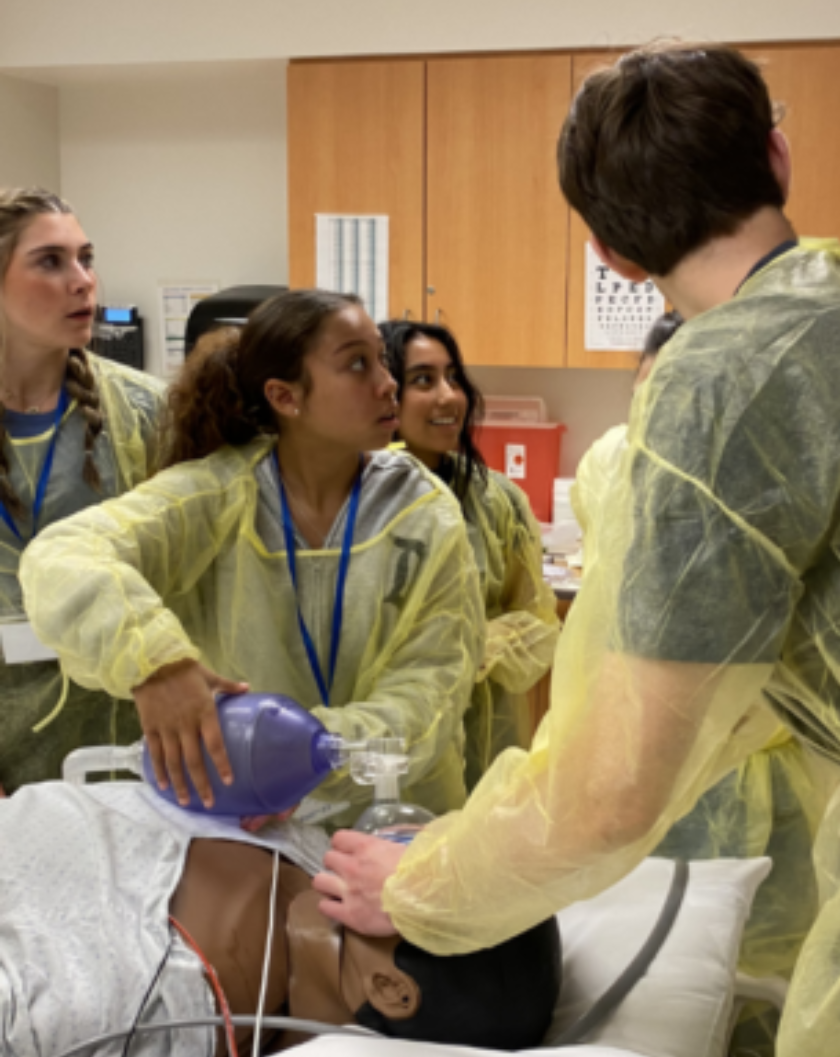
(426, 55, 572, 368)
(287, 61, 425, 320)
(741, 43, 840, 239)
(566, 52, 641, 372)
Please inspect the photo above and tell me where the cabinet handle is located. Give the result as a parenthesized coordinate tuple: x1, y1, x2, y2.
(427, 285, 436, 295)
(434, 308, 441, 324)
(402, 309, 412, 321)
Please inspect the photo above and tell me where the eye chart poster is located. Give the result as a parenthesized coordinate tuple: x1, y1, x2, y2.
(584, 242, 666, 351)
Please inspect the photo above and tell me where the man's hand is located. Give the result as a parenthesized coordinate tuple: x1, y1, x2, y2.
(312, 830, 406, 936)
(133, 659, 248, 808)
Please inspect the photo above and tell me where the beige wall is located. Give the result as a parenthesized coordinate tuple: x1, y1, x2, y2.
(60, 62, 288, 377)
(0, 72, 59, 188)
(1, 0, 839, 69)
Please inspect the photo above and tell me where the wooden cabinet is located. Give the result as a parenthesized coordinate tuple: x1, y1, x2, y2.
(425, 56, 571, 367)
(288, 61, 426, 320)
(741, 43, 840, 240)
(289, 43, 840, 372)
(288, 55, 572, 367)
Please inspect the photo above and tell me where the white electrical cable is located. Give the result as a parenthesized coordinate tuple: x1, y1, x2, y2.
(252, 849, 281, 1056)
(55, 844, 369, 1057)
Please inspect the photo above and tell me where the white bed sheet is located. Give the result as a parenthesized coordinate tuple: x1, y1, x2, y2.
(281, 1036, 634, 1056)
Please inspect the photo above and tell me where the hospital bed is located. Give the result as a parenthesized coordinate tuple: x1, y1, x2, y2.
(37, 786, 782, 1057)
(280, 857, 783, 1057)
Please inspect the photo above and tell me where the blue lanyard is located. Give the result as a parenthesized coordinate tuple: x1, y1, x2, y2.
(275, 452, 363, 706)
(0, 389, 69, 542)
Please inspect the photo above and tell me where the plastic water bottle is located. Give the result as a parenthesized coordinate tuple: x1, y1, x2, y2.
(351, 737, 435, 844)
(62, 692, 348, 816)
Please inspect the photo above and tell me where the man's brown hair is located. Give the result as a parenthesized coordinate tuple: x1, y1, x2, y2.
(558, 41, 784, 276)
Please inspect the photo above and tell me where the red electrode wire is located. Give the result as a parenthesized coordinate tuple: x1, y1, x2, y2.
(169, 915, 240, 1057)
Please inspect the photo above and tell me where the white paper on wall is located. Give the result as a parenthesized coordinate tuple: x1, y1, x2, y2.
(316, 215, 389, 322)
(158, 282, 220, 380)
(584, 242, 666, 351)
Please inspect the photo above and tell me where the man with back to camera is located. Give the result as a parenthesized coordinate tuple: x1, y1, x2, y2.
(314, 40, 840, 1057)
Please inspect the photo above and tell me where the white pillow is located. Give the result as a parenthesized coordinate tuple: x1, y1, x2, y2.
(284, 1035, 631, 1056)
(545, 857, 772, 1057)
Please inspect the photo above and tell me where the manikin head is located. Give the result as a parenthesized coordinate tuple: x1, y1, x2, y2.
(171, 838, 561, 1052)
(287, 887, 561, 1050)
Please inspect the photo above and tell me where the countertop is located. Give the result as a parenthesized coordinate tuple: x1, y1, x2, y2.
(542, 561, 581, 602)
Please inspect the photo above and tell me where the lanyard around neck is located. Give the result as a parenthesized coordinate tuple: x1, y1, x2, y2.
(275, 452, 364, 706)
(0, 389, 70, 543)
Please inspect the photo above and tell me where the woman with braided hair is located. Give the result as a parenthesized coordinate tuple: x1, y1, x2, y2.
(0, 187, 166, 792)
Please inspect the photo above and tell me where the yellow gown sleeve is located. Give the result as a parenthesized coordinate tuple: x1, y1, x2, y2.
(92, 355, 168, 485)
(383, 609, 775, 953)
(382, 405, 802, 953)
(478, 475, 560, 694)
(20, 453, 250, 697)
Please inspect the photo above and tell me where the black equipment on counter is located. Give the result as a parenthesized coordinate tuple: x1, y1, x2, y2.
(93, 305, 144, 371)
(185, 285, 287, 355)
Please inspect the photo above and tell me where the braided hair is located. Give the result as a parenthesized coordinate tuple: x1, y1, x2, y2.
(64, 347, 104, 490)
(0, 188, 103, 519)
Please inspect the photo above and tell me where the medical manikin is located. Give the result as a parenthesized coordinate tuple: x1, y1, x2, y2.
(0, 781, 560, 1056)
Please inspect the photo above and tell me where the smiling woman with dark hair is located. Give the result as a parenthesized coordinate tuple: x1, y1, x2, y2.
(381, 319, 559, 791)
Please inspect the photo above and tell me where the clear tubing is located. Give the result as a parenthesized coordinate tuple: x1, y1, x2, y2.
(313, 732, 367, 771)
(349, 737, 408, 790)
